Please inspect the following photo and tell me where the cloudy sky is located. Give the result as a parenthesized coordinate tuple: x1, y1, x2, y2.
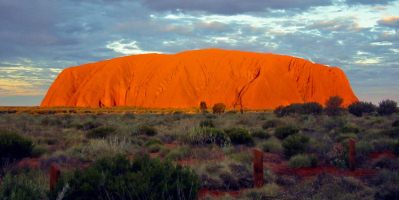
(0, 0, 398, 106)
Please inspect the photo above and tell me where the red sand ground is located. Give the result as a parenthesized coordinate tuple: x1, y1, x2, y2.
(41, 49, 358, 109)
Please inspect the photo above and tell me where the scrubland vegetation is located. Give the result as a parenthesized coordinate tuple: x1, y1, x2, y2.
(0, 98, 398, 199)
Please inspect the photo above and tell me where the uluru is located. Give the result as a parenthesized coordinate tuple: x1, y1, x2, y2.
(41, 49, 358, 109)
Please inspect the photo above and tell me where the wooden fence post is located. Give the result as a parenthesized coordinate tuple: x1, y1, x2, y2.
(50, 164, 61, 191)
(348, 139, 356, 171)
(253, 149, 264, 188)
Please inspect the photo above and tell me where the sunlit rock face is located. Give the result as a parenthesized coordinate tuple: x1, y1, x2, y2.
(41, 49, 358, 109)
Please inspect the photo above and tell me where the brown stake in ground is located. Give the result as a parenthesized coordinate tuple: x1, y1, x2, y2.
(253, 149, 264, 188)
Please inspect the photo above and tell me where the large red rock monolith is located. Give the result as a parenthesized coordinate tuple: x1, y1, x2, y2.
(41, 49, 358, 109)
(253, 149, 264, 188)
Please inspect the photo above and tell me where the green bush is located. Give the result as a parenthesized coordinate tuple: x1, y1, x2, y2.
(262, 139, 283, 154)
(325, 96, 344, 116)
(251, 129, 270, 139)
(86, 126, 116, 139)
(282, 134, 310, 158)
(341, 125, 360, 134)
(212, 103, 226, 114)
(378, 99, 398, 116)
(274, 126, 299, 140)
(0, 171, 48, 200)
(51, 155, 200, 200)
(199, 119, 215, 128)
(262, 119, 282, 129)
(136, 125, 158, 136)
(301, 102, 323, 115)
(273, 102, 323, 117)
(183, 127, 230, 147)
(0, 130, 33, 164)
(288, 154, 318, 168)
(164, 146, 191, 161)
(348, 101, 376, 117)
(224, 128, 254, 146)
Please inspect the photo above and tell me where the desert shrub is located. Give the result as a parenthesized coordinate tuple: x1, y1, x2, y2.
(325, 96, 344, 116)
(212, 103, 226, 114)
(370, 170, 399, 200)
(324, 116, 347, 131)
(164, 146, 191, 161)
(51, 154, 200, 200)
(285, 174, 374, 200)
(274, 125, 299, 140)
(251, 129, 270, 139)
(262, 138, 283, 154)
(393, 120, 399, 127)
(274, 105, 286, 117)
(148, 144, 161, 153)
(262, 119, 283, 129)
(301, 102, 323, 115)
(288, 154, 318, 168)
(135, 125, 158, 136)
(199, 101, 207, 113)
(341, 125, 360, 134)
(282, 134, 310, 158)
(274, 102, 323, 117)
(76, 121, 101, 131)
(348, 101, 376, 117)
(356, 141, 374, 161)
(336, 133, 358, 143)
(224, 128, 254, 146)
(378, 99, 397, 116)
(0, 130, 33, 165)
(182, 127, 230, 147)
(199, 119, 215, 128)
(0, 171, 48, 200)
(144, 138, 163, 147)
(219, 172, 240, 190)
(240, 183, 280, 199)
(86, 126, 116, 139)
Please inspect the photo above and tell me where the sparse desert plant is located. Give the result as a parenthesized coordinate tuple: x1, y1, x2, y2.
(251, 129, 270, 139)
(51, 154, 200, 200)
(288, 154, 318, 168)
(164, 146, 191, 161)
(86, 126, 116, 139)
(262, 138, 283, 154)
(262, 119, 283, 129)
(273, 102, 323, 117)
(348, 101, 376, 117)
(183, 127, 230, 147)
(200, 101, 208, 113)
(0, 130, 33, 165)
(240, 183, 280, 199)
(199, 119, 215, 128)
(282, 134, 310, 158)
(341, 125, 360, 134)
(378, 99, 398, 116)
(0, 171, 48, 200)
(274, 125, 299, 140)
(370, 170, 399, 200)
(325, 96, 344, 116)
(135, 125, 158, 136)
(212, 103, 226, 114)
(76, 121, 101, 131)
(224, 128, 254, 146)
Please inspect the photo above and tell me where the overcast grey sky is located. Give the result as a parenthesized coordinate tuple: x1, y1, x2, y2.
(0, 0, 398, 106)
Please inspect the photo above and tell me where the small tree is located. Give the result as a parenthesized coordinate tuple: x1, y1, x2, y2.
(199, 101, 207, 113)
(378, 99, 397, 116)
(348, 101, 376, 117)
(325, 96, 344, 116)
(212, 103, 226, 114)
